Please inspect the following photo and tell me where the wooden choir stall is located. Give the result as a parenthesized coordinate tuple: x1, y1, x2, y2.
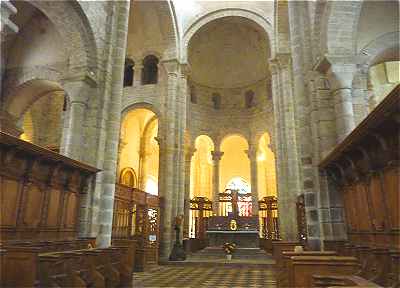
(0, 132, 138, 287)
(272, 84, 400, 287)
(112, 182, 160, 271)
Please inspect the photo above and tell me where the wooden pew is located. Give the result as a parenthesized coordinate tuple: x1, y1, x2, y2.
(37, 247, 132, 288)
(272, 241, 302, 268)
(277, 251, 337, 287)
(313, 247, 399, 287)
(287, 255, 360, 287)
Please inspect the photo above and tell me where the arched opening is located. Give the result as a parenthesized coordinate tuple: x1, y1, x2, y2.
(141, 55, 159, 85)
(124, 58, 135, 87)
(220, 135, 250, 193)
(190, 135, 214, 199)
(118, 108, 159, 194)
(119, 167, 138, 188)
(257, 133, 277, 199)
(356, 0, 400, 109)
(19, 90, 66, 152)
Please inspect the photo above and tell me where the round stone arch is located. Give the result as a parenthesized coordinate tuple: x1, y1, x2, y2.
(121, 102, 162, 122)
(29, 0, 98, 75)
(4, 79, 65, 121)
(155, 0, 180, 60)
(317, 1, 363, 56)
(181, 8, 274, 63)
(358, 32, 400, 67)
(218, 132, 250, 151)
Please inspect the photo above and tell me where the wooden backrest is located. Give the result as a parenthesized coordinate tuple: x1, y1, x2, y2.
(0, 132, 99, 243)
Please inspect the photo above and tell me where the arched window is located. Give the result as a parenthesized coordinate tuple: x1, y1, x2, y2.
(212, 93, 221, 110)
(142, 55, 159, 85)
(245, 90, 255, 108)
(190, 85, 197, 104)
(119, 167, 138, 188)
(124, 58, 135, 87)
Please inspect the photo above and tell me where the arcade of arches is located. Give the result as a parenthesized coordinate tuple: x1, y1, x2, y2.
(0, 0, 399, 287)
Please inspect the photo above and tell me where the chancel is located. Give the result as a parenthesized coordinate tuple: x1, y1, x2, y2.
(0, 0, 399, 287)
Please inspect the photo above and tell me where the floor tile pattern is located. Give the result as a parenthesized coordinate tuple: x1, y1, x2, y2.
(133, 265, 277, 288)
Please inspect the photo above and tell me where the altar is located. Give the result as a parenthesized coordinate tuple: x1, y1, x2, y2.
(206, 215, 259, 248)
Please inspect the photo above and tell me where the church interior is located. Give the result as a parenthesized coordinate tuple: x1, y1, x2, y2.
(0, 0, 399, 287)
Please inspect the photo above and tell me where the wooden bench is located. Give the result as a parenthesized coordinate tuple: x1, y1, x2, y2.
(37, 247, 133, 288)
(277, 251, 337, 287)
(287, 255, 360, 287)
(312, 246, 399, 287)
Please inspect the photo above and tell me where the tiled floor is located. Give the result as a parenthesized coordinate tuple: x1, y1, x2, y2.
(133, 265, 277, 288)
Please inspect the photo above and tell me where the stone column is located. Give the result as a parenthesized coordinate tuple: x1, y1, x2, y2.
(327, 62, 356, 143)
(246, 143, 259, 216)
(60, 77, 95, 161)
(352, 67, 369, 125)
(269, 54, 301, 241)
(159, 59, 186, 260)
(133, 64, 143, 87)
(183, 147, 196, 238)
(96, 0, 130, 248)
(211, 150, 224, 215)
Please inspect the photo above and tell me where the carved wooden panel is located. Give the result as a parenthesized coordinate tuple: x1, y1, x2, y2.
(23, 184, 43, 228)
(46, 188, 62, 227)
(0, 178, 20, 227)
(0, 132, 99, 242)
(384, 166, 399, 230)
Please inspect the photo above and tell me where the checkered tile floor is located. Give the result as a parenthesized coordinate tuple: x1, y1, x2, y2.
(133, 265, 277, 287)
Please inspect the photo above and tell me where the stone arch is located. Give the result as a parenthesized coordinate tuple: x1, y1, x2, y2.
(194, 134, 215, 151)
(121, 102, 162, 121)
(4, 79, 64, 121)
(127, 1, 179, 61)
(219, 133, 249, 151)
(359, 32, 400, 66)
(182, 8, 274, 63)
(29, 1, 98, 74)
(319, 1, 363, 56)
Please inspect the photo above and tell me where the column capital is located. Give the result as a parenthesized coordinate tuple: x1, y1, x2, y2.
(61, 71, 97, 88)
(245, 143, 258, 160)
(161, 58, 180, 76)
(211, 150, 224, 161)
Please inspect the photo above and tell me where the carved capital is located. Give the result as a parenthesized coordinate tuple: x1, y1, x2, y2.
(211, 150, 224, 161)
(161, 59, 180, 76)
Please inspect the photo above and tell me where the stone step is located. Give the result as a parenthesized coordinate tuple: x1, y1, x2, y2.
(188, 247, 272, 261)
